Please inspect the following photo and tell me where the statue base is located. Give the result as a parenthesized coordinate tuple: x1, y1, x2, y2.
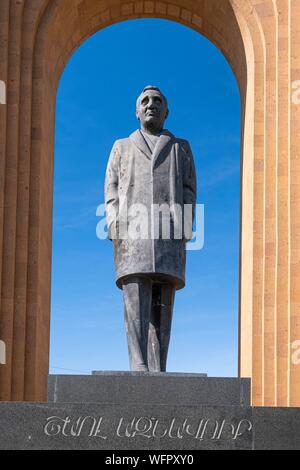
(0, 373, 299, 450)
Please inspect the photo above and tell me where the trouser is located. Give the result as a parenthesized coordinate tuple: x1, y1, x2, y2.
(122, 276, 176, 372)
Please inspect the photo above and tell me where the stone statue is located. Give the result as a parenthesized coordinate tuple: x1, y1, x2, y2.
(105, 86, 197, 372)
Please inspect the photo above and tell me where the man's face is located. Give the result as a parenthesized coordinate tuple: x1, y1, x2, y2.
(136, 90, 168, 132)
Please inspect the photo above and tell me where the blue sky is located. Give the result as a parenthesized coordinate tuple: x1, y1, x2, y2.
(50, 19, 241, 377)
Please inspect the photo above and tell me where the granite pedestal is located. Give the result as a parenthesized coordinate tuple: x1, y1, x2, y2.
(48, 372, 250, 407)
(0, 373, 299, 450)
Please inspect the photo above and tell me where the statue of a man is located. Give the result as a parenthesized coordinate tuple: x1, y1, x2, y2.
(105, 86, 197, 372)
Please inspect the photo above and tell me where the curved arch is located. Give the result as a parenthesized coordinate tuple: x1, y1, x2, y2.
(1, 0, 298, 408)
(3, 0, 255, 402)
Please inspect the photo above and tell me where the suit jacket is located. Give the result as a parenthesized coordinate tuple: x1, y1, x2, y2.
(105, 129, 197, 290)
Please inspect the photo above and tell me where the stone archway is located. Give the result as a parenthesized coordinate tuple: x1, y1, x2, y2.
(0, 0, 299, 407)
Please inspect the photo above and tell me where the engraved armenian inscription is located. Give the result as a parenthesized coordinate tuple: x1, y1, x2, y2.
(44, 415, 253, 442)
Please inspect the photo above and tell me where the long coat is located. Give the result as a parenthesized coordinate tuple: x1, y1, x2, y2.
(105, 129, 197, 290)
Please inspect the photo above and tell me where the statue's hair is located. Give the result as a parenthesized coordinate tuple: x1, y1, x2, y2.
(136, 86, 168, 109)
